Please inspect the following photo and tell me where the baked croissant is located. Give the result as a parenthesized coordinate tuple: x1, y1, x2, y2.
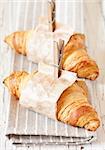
(4, 30, 99, 80)
(3, 71, 100, 131)
(62, 33, 99, 80)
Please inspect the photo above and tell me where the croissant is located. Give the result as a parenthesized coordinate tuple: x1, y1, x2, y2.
(4, 29, 99, 80)
(62, 33, 99, 80)
(3, 71, 100, 131)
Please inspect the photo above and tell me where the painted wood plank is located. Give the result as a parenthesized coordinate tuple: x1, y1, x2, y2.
(83, 1, 105, 148)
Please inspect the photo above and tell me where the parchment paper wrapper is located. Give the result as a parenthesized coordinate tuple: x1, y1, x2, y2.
(19, 62, 77, 120)
(27, 21, 74, 64)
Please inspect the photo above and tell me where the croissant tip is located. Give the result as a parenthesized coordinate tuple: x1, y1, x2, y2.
(87, 71, 99, 81)
(3, 79, 5, 84)
(4, 34, 14, 49)
(85, 120, 100, 131)
(4, 35, 9, 43)
(3, 76, 9, 88)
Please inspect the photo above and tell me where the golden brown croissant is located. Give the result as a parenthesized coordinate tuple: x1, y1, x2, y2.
(62, 33, 99, 80)
(3, 71, 100, 131)
(4, 31, 99, 80)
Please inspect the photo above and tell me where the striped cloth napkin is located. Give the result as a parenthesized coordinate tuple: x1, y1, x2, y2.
(5, 96, 96, 145)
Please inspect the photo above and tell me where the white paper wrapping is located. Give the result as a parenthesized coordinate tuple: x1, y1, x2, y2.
(27, 23, 74, 64)
(19, 62, 77, 119)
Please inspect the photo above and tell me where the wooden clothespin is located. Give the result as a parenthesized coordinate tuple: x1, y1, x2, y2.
(48, 0, 56, 32)
(58, 39, 64, 77)
(48, 0, 58, 79)
(48, 0, 64, 79)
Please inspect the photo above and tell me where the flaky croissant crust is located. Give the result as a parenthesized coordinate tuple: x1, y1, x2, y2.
(62, 33, 99, 80)
(57, 80, 100, 131)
